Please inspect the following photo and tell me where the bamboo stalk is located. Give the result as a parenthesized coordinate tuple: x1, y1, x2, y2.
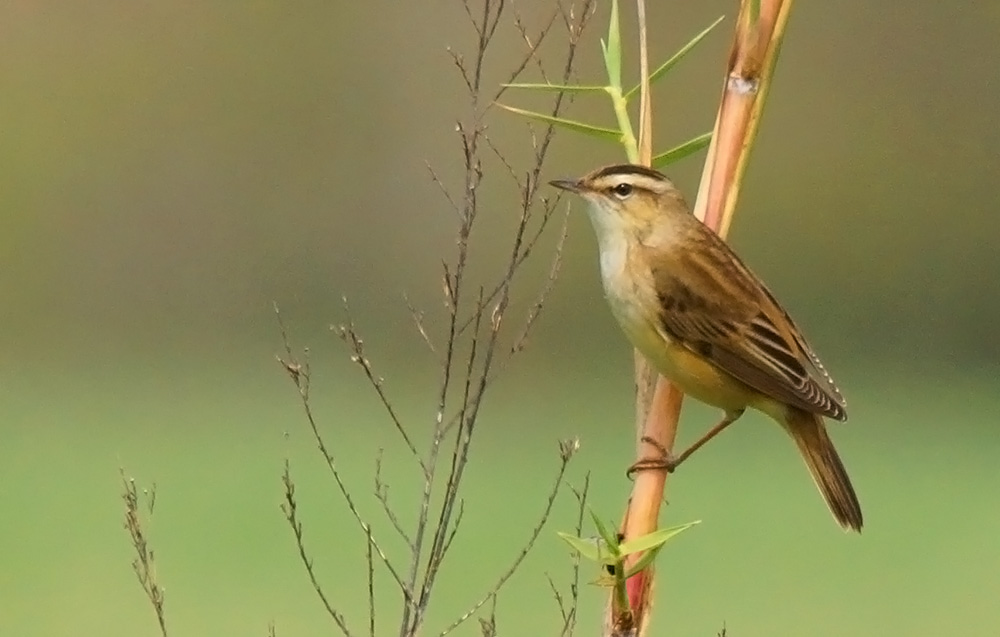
(605, 1, 797, 634)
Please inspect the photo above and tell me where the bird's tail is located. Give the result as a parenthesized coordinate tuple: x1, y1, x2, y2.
(783, 408, 863, 532)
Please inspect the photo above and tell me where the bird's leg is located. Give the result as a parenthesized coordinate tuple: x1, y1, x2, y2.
(627, 409, 745, 478)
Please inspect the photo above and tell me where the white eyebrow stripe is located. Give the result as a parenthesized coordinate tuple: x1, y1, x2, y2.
(595, 173, 673, 194)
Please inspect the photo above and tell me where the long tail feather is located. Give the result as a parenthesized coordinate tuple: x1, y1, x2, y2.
(784, 409, 863, 532)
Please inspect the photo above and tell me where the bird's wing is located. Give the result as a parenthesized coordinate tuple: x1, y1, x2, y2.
(645, 232, 847, 420)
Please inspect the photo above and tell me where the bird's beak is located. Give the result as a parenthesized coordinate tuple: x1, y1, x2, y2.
(549, 178, 582, 193)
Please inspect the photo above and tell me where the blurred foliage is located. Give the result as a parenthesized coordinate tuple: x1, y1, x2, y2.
(1, 1, 998, 365)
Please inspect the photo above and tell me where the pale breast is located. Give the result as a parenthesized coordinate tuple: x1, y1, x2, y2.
(598, 237, 753, 412)
(599, 236, 672, 352)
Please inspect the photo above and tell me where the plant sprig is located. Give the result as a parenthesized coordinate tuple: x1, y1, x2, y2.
(498, 0, 723, 166)
(558, 511, 699, 612)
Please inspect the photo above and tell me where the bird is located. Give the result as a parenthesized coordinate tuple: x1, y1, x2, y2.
(549, 163, 863, 531)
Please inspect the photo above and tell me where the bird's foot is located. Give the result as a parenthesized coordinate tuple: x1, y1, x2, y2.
(626, 436, 680, 479)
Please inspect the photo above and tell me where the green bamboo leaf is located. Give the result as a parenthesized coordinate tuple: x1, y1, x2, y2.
(749, 0, 761, 27)
(557, 532, 606, 563)
(617, 521, 700, 556)
(622, 544, 664, 580)
(624, 16, 725, 100)
(651, 131, 713, 168)
(495, 103, 622, 141)
(502, 83, 609, 93)
(589, 510, 621, 556)
(603, 0, 622, 90)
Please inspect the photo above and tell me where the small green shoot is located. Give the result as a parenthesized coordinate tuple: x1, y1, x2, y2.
(559, 510, 699, 624)
(558, 511, 699, 582)
(498, 10, 724, 169)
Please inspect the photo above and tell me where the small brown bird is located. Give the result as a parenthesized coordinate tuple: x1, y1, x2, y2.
(550, 163, 862, 531)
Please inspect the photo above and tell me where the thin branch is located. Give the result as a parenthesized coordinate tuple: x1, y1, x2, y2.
(491, 4, 561, 104)
(454, 199, 560, 339)
(121, 470, 168, 637)
(455, 0, 597, 339)
(421, 289, 488, 604)
(367, 525, 377, 637)
(404, 294, 441, 361)
(334, 301, 425, 472)
(438, 500, 466, 561)
(375, 451, 416, 551)
(275, 310, 414, 608)
(425, 162, 462, 220)
(547, 574, 568, 627)
(278, 4, 598, 637)
(281, 461, 354, 637)
(439, 439, 579, 636)
(478, 597, 499, 637)
(561, 472, 590, 637)
(484, 133, 524, 191)
(511, 208, 570, 355)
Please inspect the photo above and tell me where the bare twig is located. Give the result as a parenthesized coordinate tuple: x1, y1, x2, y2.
(438, 500, 465, 561)
(511, 209, 570, 355)
(544, 471, 591, 637)
(277, 3, 597, 637)
(440, 439, 579, 636)
(280, 461, 354, 637)
(367, 525, 377, 637)
(491, 5, 561, 104)
(425, 162, 463, 220)
(478, 597, 499, 637)
(334, 300, 425, 472)
(405, 293, 441, 360)
(375, 451, 415, 551)
(562, 473, 590, 637)
(121, 470, 168, 637)
(276, 311, 414, 608)
(404, 5, 596, 634)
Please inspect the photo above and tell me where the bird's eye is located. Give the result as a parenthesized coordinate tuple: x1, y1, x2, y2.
(610, 183, 633, 198)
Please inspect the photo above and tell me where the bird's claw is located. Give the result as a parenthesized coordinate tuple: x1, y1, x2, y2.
(626, 436, 679, 479)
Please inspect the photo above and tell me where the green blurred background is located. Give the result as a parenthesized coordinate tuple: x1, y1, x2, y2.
(2, 1, 998, 635)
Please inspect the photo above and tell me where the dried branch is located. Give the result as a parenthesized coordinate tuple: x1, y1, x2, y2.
(491, 4, 561, 105)
(280, 460, 354, 637)
(405, 293, 441, 360)
(559, 473, 591, 637)
(277, 3, 597, 637)
(275, 311, 414, 609)
(478, 597, 499, 637)
(374, 451, 415, 551)
(511, 208, 570, 355)
(367, 524, 377, 637)
(439, 438, 579, 636)
(335, 301, 425, 472)
(121, 470, 168, 637)
(438, 500, 465, 561)
(403, 4, 596, 634)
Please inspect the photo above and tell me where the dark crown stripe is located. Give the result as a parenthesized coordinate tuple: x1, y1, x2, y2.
(592, 164, 667, 181)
